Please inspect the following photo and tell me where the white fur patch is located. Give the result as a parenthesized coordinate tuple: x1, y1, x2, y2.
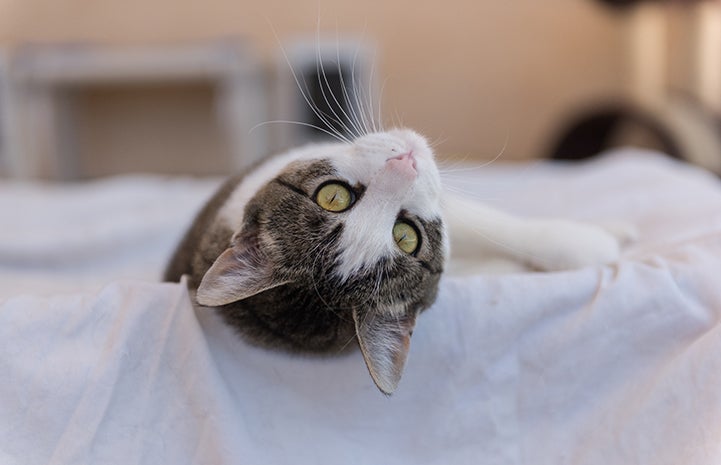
(331, 130, 445, 280)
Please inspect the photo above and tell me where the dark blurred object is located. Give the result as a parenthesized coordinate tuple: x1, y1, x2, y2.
(596, 0, 662, 9)
(554, 0, 721, 175)
(548, 97, 721, 174)
(596, 0, 707, 8)
(548, 105, 682, 160)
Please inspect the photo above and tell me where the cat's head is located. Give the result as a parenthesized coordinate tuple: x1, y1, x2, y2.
(197, 129, 447, 394)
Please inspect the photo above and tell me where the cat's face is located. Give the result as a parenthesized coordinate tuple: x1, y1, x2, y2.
(197, 129, 447, 394)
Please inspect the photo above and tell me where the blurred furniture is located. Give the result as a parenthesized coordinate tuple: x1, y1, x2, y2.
(549, 0, 721, 173)
(0, 41, 267, 179)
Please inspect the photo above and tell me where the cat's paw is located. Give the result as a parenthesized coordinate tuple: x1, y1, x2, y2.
(528, 220, 628, 272)
(597, 221, 639, 247)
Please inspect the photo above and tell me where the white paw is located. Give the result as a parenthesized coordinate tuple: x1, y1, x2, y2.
(528, 220, 629, 272)
(596, 221, 639, 247)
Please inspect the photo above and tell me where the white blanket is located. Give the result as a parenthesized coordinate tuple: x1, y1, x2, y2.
(2, 149, 721, 464)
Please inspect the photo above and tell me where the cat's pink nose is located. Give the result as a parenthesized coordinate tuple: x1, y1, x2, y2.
(386, 152, 417, 177)
(369, 152, 416, 198)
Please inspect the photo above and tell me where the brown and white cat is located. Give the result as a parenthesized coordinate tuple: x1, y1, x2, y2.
(165, 128, 627, 395)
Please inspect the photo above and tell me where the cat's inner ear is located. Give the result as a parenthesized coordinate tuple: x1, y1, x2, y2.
(196, 231, 287, 307)
(353, 308, 416, 395)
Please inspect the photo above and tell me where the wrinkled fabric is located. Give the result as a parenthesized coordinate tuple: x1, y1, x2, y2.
(1, 150, 721, 464)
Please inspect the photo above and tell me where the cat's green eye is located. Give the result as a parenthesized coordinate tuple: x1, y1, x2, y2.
(393, 221, 419, 255)
(316, 182, 353, 212)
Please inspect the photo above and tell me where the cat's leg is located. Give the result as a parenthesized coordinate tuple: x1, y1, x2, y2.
(443, 191, 631, 272)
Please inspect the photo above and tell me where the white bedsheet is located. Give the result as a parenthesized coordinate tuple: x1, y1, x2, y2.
(2, 149, 721, 464)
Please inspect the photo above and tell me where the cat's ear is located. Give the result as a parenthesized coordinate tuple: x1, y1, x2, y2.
(196, 234, 287, 307)
(353, 308, 416, 395)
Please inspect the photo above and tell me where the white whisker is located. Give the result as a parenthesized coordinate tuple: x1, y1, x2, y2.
(366, 43, 378, 133)
(377, 75, 390, 133)
(250, 120, 350, 143)
(392, 108, 404, 130)
(471, 128, 510, 169)
(335, 29, 365, 139)
(314, 18, 358, 139)
(268, 19, 349, 144)
(428, 135, 448, 149)
(350, 35, 371, 136)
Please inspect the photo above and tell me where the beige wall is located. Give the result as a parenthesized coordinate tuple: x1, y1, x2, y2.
(0, 0, 630, 162)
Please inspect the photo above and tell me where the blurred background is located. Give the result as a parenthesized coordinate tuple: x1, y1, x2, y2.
(1, 0, 720, 180)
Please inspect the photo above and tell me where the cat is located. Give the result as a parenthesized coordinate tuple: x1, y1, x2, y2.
(164, 128, 629, 395)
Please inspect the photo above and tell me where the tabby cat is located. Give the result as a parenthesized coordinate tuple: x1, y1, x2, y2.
(165, 128, 626, 394)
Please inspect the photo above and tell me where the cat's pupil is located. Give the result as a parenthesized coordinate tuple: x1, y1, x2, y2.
(316, 182, 353, 212)
(393, 221, 419, 254)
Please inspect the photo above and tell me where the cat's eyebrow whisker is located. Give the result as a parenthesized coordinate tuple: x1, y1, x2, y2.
(302, 65, 349, 141)
(350, 33, 372, 136)
(315, 20, 359, 139)
(250, 120, 350, 144)
(316, 56, 355, 139)
(269, 20, 350, 144)
(307, 12, 347, 141)
(335, 30, 365, 140)
(376, 75, 390, 133)
(392, 108, 405, 131)
(366, 43, 378, 134)
(348, 25, 367, 136)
